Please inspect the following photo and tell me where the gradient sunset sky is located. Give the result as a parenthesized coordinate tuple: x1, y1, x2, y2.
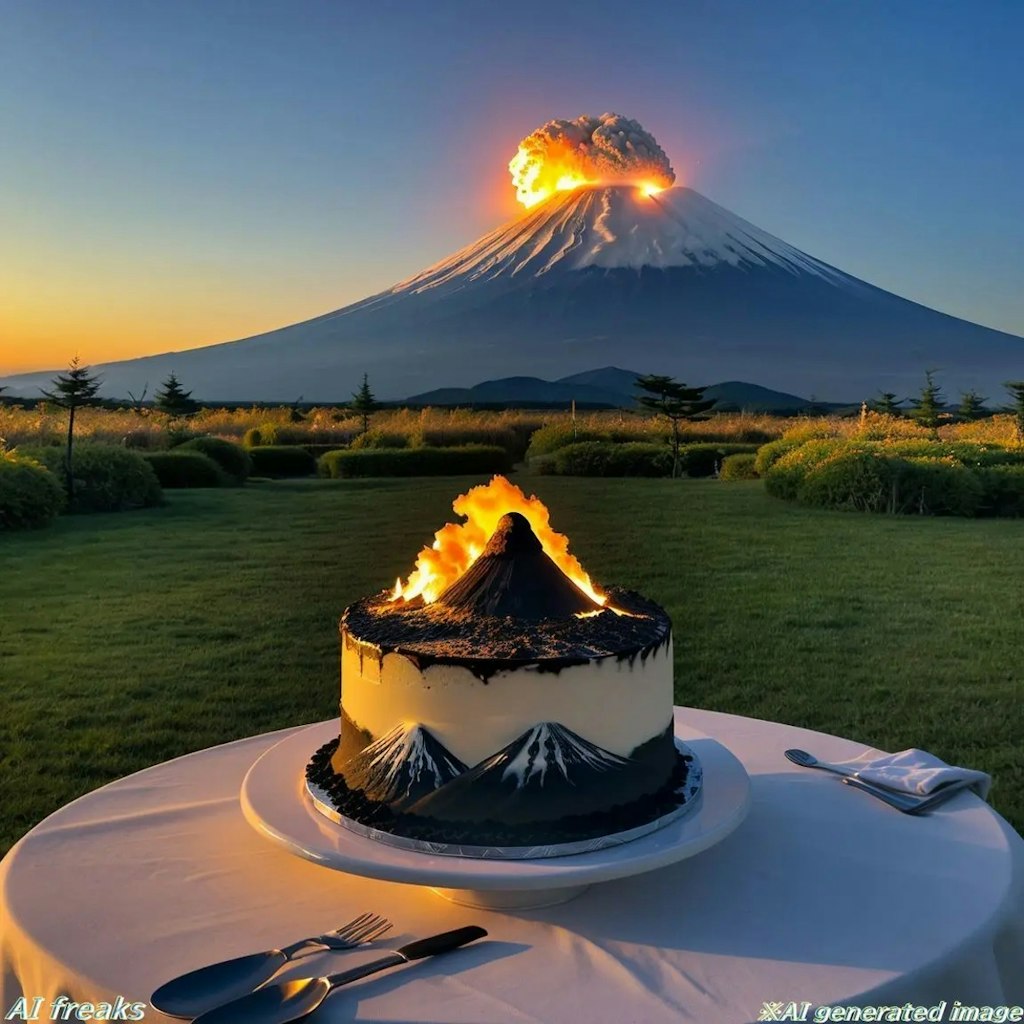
(2, 0, 1022, 375)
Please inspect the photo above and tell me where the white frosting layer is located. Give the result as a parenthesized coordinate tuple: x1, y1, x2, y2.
(341, 635, 673, 765)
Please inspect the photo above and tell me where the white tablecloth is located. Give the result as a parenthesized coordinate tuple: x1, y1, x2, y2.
(2, 708, 1022, 1024)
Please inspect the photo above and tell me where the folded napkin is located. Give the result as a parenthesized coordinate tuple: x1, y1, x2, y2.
(835, 748, 991, 800)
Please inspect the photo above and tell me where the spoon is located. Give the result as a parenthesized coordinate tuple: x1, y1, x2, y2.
(192, 925, 487, 1024)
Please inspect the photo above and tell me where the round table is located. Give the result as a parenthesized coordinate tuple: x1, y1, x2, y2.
(2, 708, 1022, 1024)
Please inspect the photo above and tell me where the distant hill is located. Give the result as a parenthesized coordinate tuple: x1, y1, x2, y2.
(406, 367, 823, 412)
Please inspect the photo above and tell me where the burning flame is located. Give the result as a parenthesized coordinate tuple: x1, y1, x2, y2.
(509, 112, 676, 209)
(390, 476, 607, 607)
(510, 140, 594, 209)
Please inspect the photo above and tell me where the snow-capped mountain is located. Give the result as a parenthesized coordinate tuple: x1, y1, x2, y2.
(337, 723, 466, 811)
(409, 722, 648, 825)
(4, 185, 1022, 401)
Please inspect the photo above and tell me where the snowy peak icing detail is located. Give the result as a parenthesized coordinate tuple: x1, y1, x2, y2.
(499, 722, 631, 789)
(390, 185, 850, 296)
(338, 723, 466, 811)
(405, 721, 660, 827)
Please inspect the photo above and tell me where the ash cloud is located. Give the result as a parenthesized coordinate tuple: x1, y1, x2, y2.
(510, 112, 675, 204)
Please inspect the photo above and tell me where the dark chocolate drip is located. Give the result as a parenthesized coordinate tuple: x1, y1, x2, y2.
(341, 585, 671, 681)
(435, 512, 602, 620)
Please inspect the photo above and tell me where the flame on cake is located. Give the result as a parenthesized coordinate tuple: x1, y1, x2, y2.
(390, 475, 607, 607)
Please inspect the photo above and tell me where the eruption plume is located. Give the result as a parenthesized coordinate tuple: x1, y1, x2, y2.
(509, 112, 675, 208)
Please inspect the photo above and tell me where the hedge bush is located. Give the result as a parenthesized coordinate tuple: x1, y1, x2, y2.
(719, 453, 759, 480)
(678, 443, 761, 477)
(0, 451, 65, 529)
(25, 445, 162, 513)
(977, 465, 1024, 517)
(177, 436, 252, 483)
(526, 423, 614, 458)
(763, 437, 1024, 517)
(248, 445, 318, 478)
(143, 451, 227, 488)
(319, 445, 511, 478)
(551, 442, 672, 477)
(350, 430, 413, 450)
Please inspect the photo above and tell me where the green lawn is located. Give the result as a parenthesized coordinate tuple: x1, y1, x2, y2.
(2, 476, 1023, 854)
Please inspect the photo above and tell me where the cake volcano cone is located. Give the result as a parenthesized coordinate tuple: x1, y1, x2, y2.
(435, 512, 603, 620)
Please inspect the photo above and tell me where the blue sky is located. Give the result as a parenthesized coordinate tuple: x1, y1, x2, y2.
(2, 0, 1022, 372)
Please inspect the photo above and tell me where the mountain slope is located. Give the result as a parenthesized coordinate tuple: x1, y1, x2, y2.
(4, 185, 1021, 401)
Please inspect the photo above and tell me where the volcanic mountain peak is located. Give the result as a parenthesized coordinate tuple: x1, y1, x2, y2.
(390, 185, 851, 297)
(435, 512, 603, 620)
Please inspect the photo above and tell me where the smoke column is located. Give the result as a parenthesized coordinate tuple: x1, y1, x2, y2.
(509, 112, 675, 208)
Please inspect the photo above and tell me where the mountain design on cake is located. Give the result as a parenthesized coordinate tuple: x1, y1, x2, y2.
(4, 185, 1022, 401)
(338, 723, 466, 812)
(409, 722, 666, 826)
(435, 511, 602, 620)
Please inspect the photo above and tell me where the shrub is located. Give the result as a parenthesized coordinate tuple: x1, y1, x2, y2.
(26, 445, 161, 513)
(0, 451, 65, 529)
(796, 451, 902, 514)
(420, 425, 523, 458)
(177, 436, 252, 483)
(248, 445, 318, 478)
(677, 443, 761, 477)
(719, 453, 759, 480)
(319, 445, 511, 478)
(893, 458, 985, 516)
(143, 451, 227, 488)
(526, 423, 610, 458)
(242, 425, 267, 448)
(754, 439, 803, 476)
(552, 442, 673, 477)
(350, 429, 412, 450)
(977, 465, 1024, 517)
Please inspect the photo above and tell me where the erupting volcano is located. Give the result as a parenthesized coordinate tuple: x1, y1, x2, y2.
(4, 111, 1021, 401)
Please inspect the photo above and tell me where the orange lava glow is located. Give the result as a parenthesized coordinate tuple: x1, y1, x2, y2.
(509, 142, 595, 208)
(390, 475, 607, 607)
(639, 182, 665, 197)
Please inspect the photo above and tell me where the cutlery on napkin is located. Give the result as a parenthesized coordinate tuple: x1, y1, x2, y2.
(828, 748, 991, 799)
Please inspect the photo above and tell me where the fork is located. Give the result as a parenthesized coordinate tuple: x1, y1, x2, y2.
(151, 913, 392, 1019)
(784, 748, 971, 815)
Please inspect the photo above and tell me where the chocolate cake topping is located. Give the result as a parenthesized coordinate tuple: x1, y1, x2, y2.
(435, 512, 602, 620)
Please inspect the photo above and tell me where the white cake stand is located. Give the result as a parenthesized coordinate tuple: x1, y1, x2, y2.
(241, 716, 751, 909)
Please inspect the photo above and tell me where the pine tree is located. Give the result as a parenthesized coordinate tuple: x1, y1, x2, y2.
(870, 392, 902, 417)
(154, 372, 198, 416)
(1004, 381, 1024, 444)
(40, 356, 102, 502)
(350, 374, 380, 436)
(635, 374, 716, 477)
(909, 370, 945, 438)
(958, 390, 987, 421)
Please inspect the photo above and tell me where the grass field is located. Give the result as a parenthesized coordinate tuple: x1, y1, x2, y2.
(2, 475, 1023, 854)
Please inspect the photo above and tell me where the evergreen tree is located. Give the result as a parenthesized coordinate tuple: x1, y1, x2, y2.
(870, 391, 902, 417)
(40, 356, 102, 502)
(635, 374, 716, 477)
(154, 372, 198, 416)
(350, 374, 380, 436)
(958, 389, 987, 421)
(1004, 380, 1024, 443)
(908, 370, 945, 438)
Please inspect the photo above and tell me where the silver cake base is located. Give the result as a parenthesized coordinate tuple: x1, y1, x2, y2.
(306, 738, 703, 862)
